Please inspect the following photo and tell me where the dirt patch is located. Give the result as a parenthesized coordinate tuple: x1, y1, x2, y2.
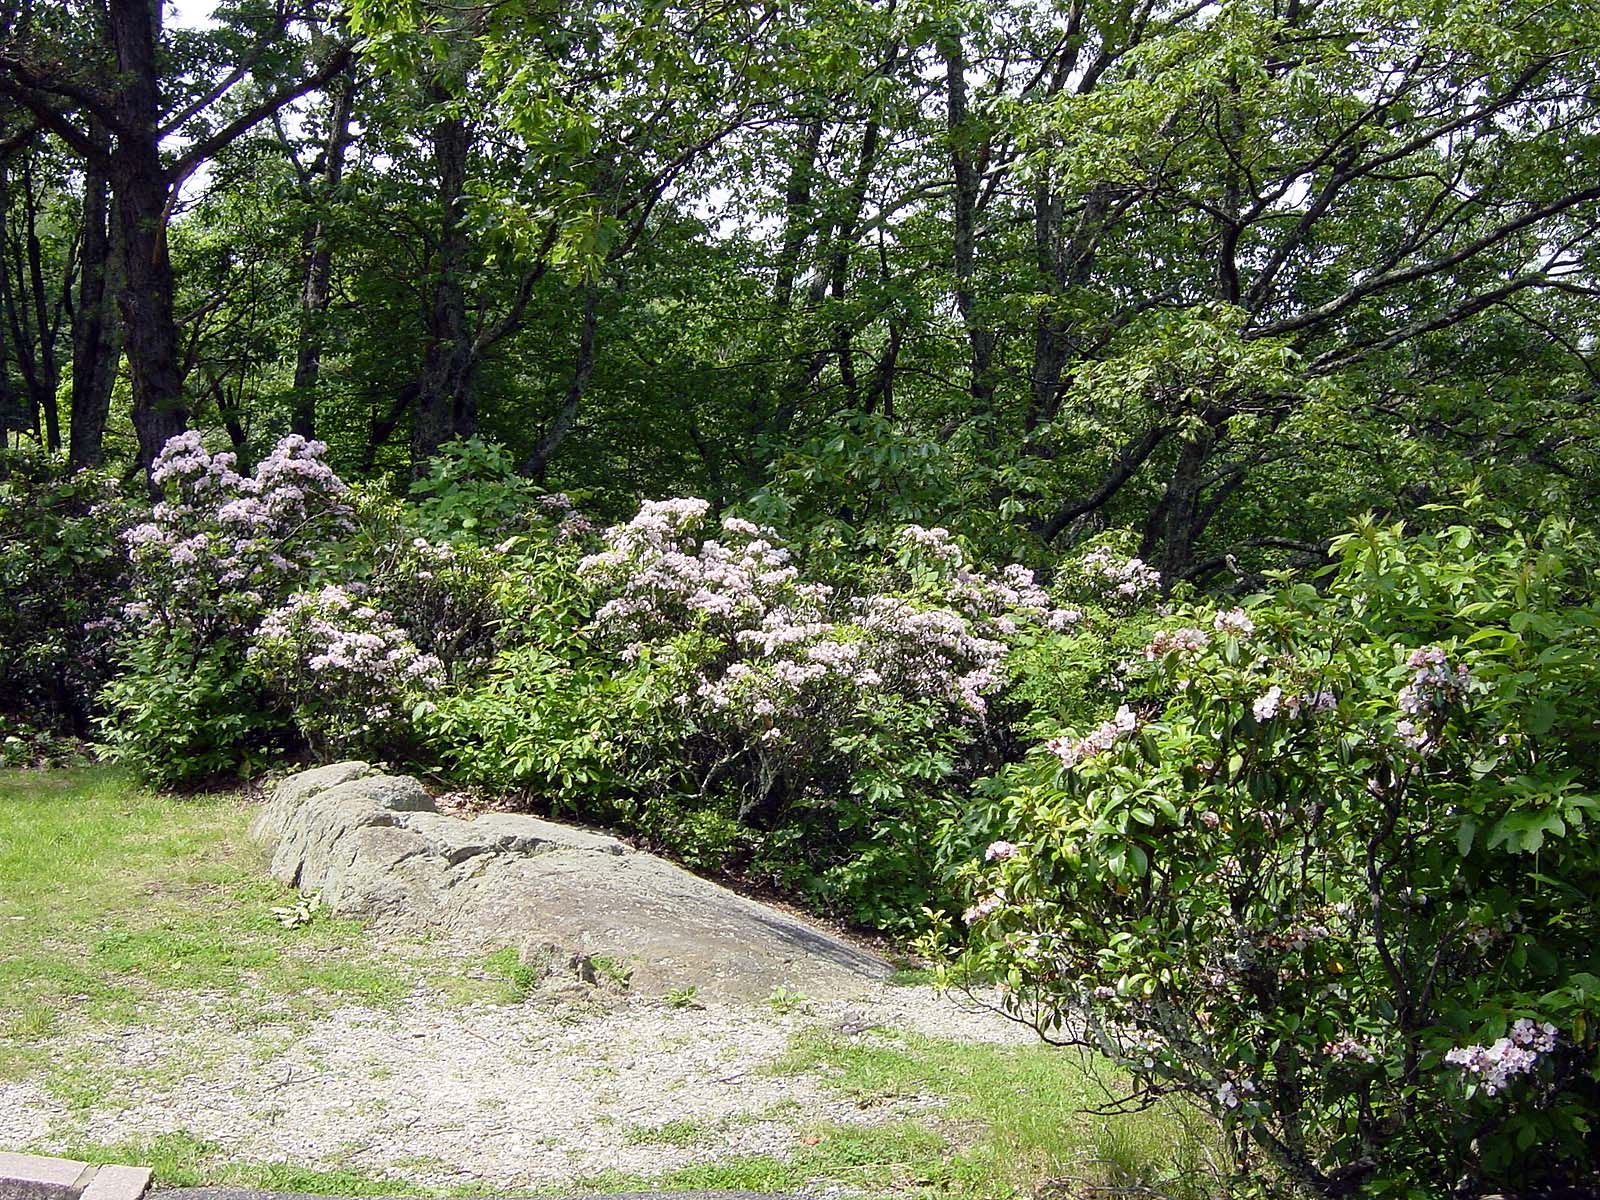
(7, 983, 1025, 1192)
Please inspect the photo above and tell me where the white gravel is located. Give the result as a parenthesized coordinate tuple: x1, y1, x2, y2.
(5, 983, 1030, 1190)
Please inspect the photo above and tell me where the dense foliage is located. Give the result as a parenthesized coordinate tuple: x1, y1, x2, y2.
(2, 0, 1597, 1191)
(942, 513, 1600, 1195)
(0, 448, 127, 745)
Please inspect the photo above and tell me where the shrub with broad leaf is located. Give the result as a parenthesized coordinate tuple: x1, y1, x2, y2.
(940, 512, 1600, 1195)
(0, 446, 129, 738)
(432, 500, 1095, 926)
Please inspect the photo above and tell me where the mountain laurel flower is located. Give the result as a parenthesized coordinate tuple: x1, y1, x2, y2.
(127, 433, 357, 647)
(1215, 1078, 1256, 1110)
(1324, 1037, 1377, 1064)
(963, 893, 1005, 924)
(984, 840, 1019, 862)
(1395, 645, 1471, 749)
(1253, 686, 1284, 720)
(251, 587, 442, 752)
(1143, 626, 1210, 659)
(1082, 547, 1161, 599)
(1444, 1021, 1557, 1095)
(900, 524, 964, 565)
(1213, 607, 1255, 636)
(1049, 704, 1139, 767)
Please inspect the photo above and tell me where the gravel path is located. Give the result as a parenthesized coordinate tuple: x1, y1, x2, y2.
(1, 982, 1028, 1192)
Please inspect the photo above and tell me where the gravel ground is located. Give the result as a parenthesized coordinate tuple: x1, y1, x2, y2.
(1, 982, 1029, 1191)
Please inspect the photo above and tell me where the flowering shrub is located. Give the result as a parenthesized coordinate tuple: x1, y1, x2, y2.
(560, 503, 1083, 925)
(100, 433, 358, 784)
(249, 585, 444, 756)
(1053, 538, 1163, 608)
(941, 514, 1600, 1195)
(120, 432, 355, 637)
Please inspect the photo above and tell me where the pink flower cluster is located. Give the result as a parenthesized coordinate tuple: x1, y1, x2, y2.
(1252, 686, 1336, 721)
(123, 433, 355, 641)
(1143, 626, 1210, 659)
(963, 892, 1005, 924)
(251, 584, 443, 748)
(902, 539, 1082, 634)
(579, 502, 793, 637)
(1081, 547, 1162, 600)
(1216, 1077, 1258, 1109)
(1047, 704, 1139, 768)
(1213, 607, 1255, 636)
(1324, 1036, 1377, 1064)
(580, 500, 1078, 760)
(1444, 1020, 1558, 1095)
(899, 524, 964, 565)
(1396, 645, 1471, 749)
(534, 492, 595, 540)
(854, 595, 1008, 713)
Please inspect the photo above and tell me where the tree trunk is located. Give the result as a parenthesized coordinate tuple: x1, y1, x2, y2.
(20, 156, 61, 451)
(944, 35, 996, 410)
(523, 284, 598, 481)
(0, 153, 67, 452)
(70, 145, 122, 469)
(1144, 419, 1221, 583)
(411, 104, 474, 473)
(1027, 183, 1108, 433)
(108, 0, 187, 476)
(290, 71, 357, 440)
(827, 119, 881, 410)
(773, 118, 824, 313)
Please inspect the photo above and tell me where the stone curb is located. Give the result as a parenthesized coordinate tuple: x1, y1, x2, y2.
(0, 1154, 152, 1200)
(149, 1192, 790, 1200)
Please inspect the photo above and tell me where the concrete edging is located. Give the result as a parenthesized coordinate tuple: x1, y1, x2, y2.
(0, 1154, 151, 1200)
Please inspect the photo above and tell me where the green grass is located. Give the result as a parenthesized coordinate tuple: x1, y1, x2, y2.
(481, 945, 547, 999)
(0, 766, 438, 1084)
(572, 1120, 950, 1193)
(572, 1029, 1224, 1199)
(766, 1026, 1225, 1198)
(621, 1116, 718, 1146)
(38, 1133, 501, 1198)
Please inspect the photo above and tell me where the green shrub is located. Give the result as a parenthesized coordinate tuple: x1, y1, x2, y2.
(0, 447, 130, 735)
(942, 510, 1600, 1196)
(99, 633, 284, 785)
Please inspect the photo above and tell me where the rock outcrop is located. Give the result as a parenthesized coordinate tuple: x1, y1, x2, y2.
(251, 763, 892, 1000)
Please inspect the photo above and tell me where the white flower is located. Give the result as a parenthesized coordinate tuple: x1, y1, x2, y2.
(1213, 607, 1255, 636)
(1253, 686, 1283, 720)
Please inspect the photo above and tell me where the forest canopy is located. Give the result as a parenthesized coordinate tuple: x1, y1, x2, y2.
(0, 0, 1594, 573)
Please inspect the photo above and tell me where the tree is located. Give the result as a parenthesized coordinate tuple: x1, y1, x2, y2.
(0, 0, 350, 473)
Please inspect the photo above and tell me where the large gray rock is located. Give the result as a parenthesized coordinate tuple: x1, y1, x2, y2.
(253, 764, 892, 1000)
(248, 760, 378, 841)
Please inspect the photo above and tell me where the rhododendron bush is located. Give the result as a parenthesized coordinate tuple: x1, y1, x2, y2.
(940, 513, 1600, 1195)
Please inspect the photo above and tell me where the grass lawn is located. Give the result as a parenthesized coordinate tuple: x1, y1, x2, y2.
(0, 766, 515, 1081)
(0, 766, 1220, 1198)
(582, 1028, 1223, 1198)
